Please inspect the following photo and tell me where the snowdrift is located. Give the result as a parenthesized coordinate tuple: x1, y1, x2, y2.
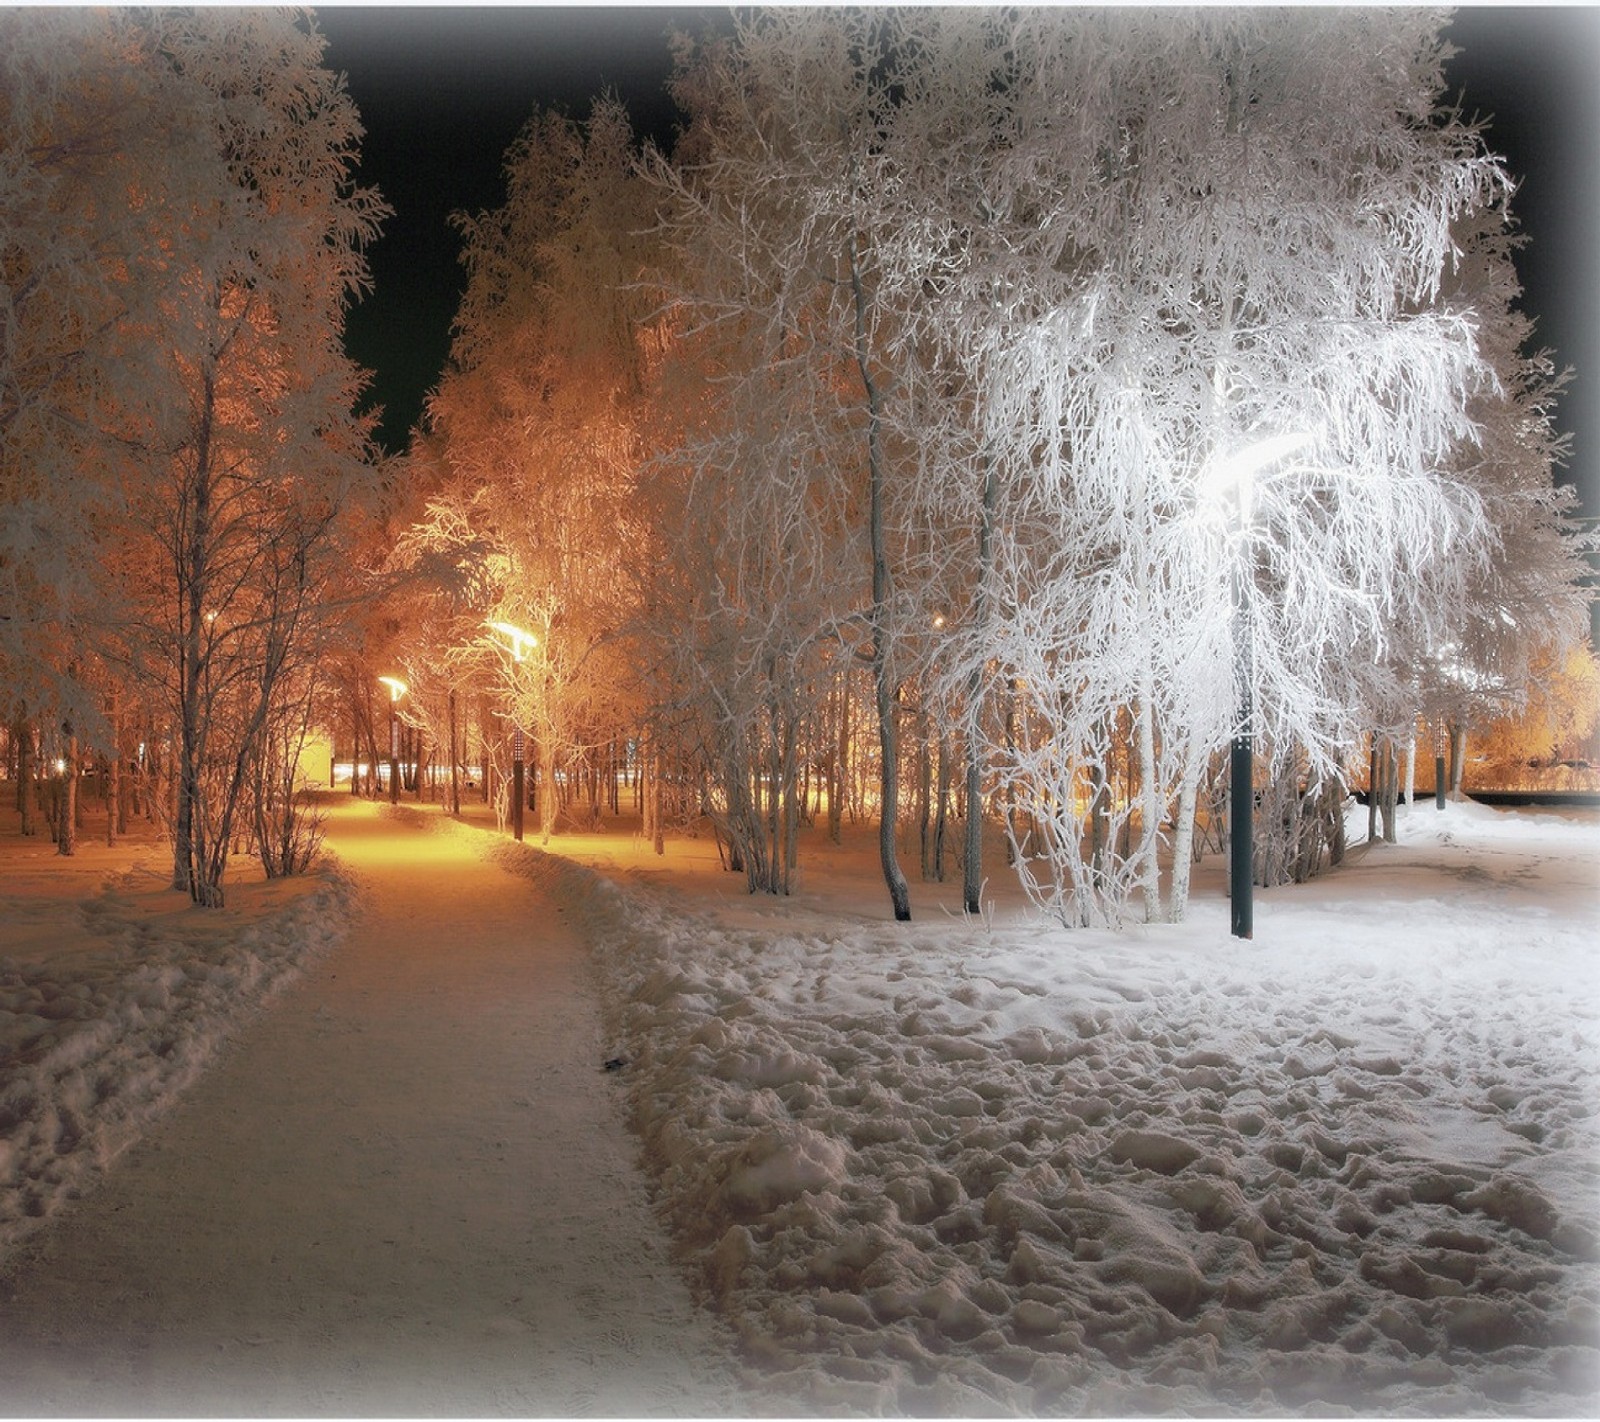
(0, 856, 354, 1262)
(492, 807, 1600, 1415)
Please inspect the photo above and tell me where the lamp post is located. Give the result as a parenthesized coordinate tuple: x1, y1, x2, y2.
(1229, 555, 1254, 939)
(511, 724, 526, 841)
(379, 676, 407, 804)
(1209, 431, 1314, 940)
(488, 621, 538, 841)
(1434, 720, 1448, 811)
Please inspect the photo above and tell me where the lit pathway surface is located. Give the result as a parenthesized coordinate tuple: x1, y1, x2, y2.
(0, 798, 746, 1415)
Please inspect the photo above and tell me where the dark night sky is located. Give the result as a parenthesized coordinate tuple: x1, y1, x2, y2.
(317, 5, 1600, 525)
(317, 5, 726, 451)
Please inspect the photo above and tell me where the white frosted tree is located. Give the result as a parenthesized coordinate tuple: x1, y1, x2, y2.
(104, 11, 384, 904)
(1401, 210, 1595, 788)
(1, 10, 213, 818)
(900, 9, 1528, 923)
(647, 8, 1004, 914)
(430, 99, 663, 839)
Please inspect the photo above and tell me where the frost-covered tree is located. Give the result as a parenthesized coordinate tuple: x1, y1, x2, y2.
(430, 99, 662, 838)
(893, 9, 1532, 923)
(1, 11, 211, 774)
(3, 11, 384, 895)
(101, 11, 383, 904)
(1401, 208, 1594, 782)
(649, 8, 1000, 915)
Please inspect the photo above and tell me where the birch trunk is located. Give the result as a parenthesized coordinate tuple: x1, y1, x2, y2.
(963, 452, 999, 914)
(17, 718, 37, 836)
(1167, 762, 1202, 922)
(57, 725, 77, 857)
(173, 365, 215, 899)
(106, 694, 120, 847)
(448, 689, 460, 816)
(849, 238, 910, 921)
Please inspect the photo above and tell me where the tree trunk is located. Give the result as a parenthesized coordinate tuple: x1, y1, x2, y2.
(961, 452, 999, 914)
(932, 728, 950, 883)
(17, 718, 37, 836)
(917, 703, 933, 881)
(365, 688, 382, 798)
(1325, 775, 1347, 866)
(539, 719, 557, 844)
(652, 734, 665, 855)
(1447, 720, 1467, 801)
(448, 689, 461, 815)
(783, 709, 800, 888)
(412, 724, 428, 802)
(1003, 678, 1019, 867)
(1089, 733, 1111, 893)
(1380, 737, 1398, 843)
(1135, 678, 1161, 922)
(1167, 761, 1202, 922)
(848, 237, 909, 921)
(349, 699, 362, 795)
(962, 733, 984, 914)
(831, 665, 848, 842)
(57, 725, 77, 857)
(107, 695, 121, 847)
(1367, 739, 1380, 843)
(172, 359, 227, 900)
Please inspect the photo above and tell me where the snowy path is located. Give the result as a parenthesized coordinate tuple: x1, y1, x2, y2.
(0, 799, 744, 1415)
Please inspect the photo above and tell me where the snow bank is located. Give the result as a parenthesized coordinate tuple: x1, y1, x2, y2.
(0, 858, 354, 1261)
(491, 806, 1600, 1415)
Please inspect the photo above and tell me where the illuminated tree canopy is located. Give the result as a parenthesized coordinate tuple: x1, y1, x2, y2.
(4, 6, 1590, 923)
(2, 9, 385, 899)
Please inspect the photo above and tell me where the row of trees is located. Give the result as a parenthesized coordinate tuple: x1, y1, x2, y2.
(2, 9, 387, 903)
(401, 8, 1590, 925)
(6, 8, 1591, 924)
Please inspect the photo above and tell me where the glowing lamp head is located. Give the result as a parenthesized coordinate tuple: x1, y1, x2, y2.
(488, 620, 538, 662)
(1203, 429, 1316, 526)
(378, 675, 407, 702)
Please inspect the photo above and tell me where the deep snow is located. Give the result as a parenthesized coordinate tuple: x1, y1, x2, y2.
(1, 791, 1596, 1415)
(515, 797, 1600, 1415)
(0, 833, 353, 1256)
(0, 799, 741, 1414)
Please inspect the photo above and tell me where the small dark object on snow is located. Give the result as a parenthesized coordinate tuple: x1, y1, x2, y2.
(603, 1057, 627, 1072)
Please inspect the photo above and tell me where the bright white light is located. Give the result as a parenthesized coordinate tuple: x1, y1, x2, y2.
(378, 675, 407, 701)
(1203, 429, 1317, 522)
(488, 620, 538, 662)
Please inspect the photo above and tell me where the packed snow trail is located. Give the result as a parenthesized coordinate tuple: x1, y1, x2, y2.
(0, 799, 745, 1415)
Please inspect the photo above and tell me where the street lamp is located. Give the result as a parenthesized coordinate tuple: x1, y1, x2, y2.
(489, 621, 538, 661)
(1206, 431, 1314, 940)
(487, 620, 538, 841)
(378, 675, 407, 804)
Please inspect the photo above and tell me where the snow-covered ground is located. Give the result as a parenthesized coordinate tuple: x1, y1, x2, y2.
(0, 822, 353, 1261)
(2, 792, 1596, 1415)
(508, 798, 1600, 1415)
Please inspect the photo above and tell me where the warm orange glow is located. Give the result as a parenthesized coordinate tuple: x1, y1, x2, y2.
(488, 620, 538, 662)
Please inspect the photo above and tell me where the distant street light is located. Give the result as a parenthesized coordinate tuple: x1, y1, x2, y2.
(1208, 431, 1315, 940)
(487, 620, 538, 841)
(379, 675, 407, 805)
